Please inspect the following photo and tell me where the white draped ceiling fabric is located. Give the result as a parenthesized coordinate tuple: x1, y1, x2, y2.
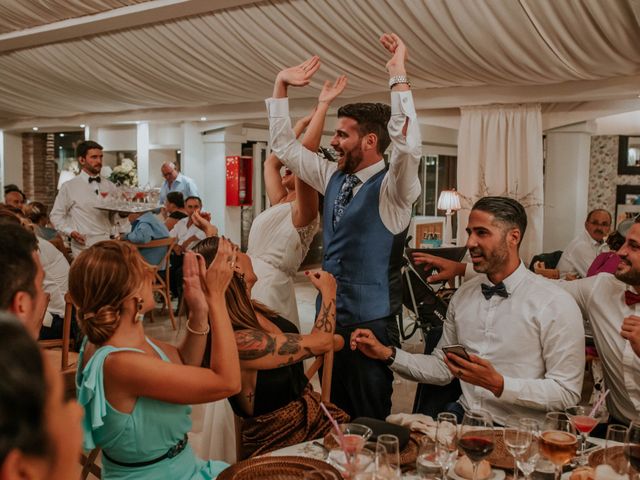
(0, 0, 639, 129)
(456, 104, 543, 263)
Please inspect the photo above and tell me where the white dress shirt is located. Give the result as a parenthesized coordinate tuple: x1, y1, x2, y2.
(560, 273, 640, 422)
(169, 217, 206, 248)
(392, 262, 585, 426)
(37, 237, 69, 321)
(557, 229, 606, 278)
(50, 171, 116, 254)
(265, 91, 422, 235)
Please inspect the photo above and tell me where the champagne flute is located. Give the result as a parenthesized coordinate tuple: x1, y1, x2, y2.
(458, 410, 495, 480)
(565, 405, 602, 465)
(377, 434, 401, 479)
(540, 412, 577, 480)
(416, 436, 442, 479)
(625, 420, 640, 476)
(504, 415, 534, 480)
(436, 412, 458, 479)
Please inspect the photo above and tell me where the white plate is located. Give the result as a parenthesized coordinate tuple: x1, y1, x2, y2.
(448, 467, 506, 480)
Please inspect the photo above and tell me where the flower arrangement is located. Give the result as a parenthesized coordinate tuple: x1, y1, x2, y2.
(109, 158, 138, 186)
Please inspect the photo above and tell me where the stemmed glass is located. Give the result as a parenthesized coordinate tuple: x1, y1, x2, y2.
(377, 434, 401, 479)
(504, 415, 534, 480)
(416, 436, 442, 479)
(515, 419, 540, 480)
(625, 420, 640, 477)
(435, 412, 458, 478)
(540, 412, 577, 480)
(458, 410, 495, 480)
(605, 424, 629, 475)
(565, 405, 603, 465)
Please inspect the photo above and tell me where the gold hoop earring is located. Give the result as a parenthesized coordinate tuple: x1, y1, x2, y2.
(134, 296, 144, 323)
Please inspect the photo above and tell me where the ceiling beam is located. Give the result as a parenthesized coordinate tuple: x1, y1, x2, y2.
(0, 0, 259, 53)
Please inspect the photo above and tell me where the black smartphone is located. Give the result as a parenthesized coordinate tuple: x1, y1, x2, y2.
(442, 344, 471, 361)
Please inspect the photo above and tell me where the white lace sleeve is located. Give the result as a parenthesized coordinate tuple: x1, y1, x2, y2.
(296, 216, 319, 256)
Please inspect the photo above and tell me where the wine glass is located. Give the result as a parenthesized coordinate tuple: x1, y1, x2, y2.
(331, 423, 372, 463)
(458, 409, 495, 480)
(435, 412, 458, 478)
(504, 415, 534, 480)
(625, 420, 640, 476)
(565, 405, 603, 465)
(606, 424, 629, 475)
(540, 412, 577, 480)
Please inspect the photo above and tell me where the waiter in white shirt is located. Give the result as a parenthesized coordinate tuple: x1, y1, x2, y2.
(351, 197, 585, 425)
(51, 140, 116, 258)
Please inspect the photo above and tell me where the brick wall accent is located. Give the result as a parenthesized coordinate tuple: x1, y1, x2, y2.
(22, 133, 58, 207)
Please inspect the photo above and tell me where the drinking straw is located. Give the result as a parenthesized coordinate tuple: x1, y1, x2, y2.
(589, 389, 610, 417)
(320, 402, 351, 466)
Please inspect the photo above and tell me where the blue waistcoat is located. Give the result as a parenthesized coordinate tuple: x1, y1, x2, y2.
(320, 169, 408, 327)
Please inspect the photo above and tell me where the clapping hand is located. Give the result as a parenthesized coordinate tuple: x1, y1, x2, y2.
(205, 237, 237, 296)
(276, 56, 321, 88)
(192, 210, 218, 237)
(182, 251, 208, 315)
(622, 315, 640, 358)
(380, 33, 407, 75)
(318, 75, 348, 105)
(305, 269, 337, 296)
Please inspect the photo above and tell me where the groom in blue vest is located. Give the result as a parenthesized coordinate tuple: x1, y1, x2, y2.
(266, 33, 422, 419)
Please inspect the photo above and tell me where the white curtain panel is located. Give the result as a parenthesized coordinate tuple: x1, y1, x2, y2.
(456, 104, 543, 264)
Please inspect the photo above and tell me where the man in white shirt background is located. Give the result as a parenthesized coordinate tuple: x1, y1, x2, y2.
(266, 33, 422, 419)
(50, 140, 117, 258)
(556, 209, 611, 278)
(351, 197, 585, 425)
(159, 162, 199, 205)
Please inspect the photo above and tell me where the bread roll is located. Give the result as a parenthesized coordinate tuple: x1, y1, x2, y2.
(570, 466, 595, 480)
(454, 456, 492, 480)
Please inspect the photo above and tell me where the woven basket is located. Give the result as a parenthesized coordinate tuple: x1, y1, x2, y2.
(218, 456, 341, 480)
(589, 446, 625, 470)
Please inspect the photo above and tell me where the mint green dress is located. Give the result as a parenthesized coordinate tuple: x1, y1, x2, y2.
(76, 337, 228, 480)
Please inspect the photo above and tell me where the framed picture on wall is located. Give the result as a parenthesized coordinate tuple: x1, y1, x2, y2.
(615, 185, 640, 227)
(617, 136, 640, 174)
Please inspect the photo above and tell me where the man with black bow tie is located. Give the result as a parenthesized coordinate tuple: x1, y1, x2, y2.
(351, 196, 584, 425)
(51, 140, 116, 258)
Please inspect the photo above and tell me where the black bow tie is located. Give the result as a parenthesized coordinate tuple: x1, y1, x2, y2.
(481, 282, 509, 300)
(88, 176, 101, 183)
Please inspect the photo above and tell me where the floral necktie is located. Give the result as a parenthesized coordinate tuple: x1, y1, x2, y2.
(332, 174, 360, 229)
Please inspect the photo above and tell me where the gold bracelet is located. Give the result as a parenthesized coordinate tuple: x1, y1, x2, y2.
(186, 321, 210, 335)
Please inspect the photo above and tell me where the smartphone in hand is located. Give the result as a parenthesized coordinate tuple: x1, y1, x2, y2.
(442, 344, 471, 361)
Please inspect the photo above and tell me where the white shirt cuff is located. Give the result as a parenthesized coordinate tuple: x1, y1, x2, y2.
(391, 90, 416, 118)
(390, 346, 412, 369)
(265, 97, 290, 118)
(499, 376, 520, 404)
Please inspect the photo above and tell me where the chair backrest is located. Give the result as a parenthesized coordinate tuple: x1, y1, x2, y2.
(38, 292, 75, 370)
(130, 236, 176, 284)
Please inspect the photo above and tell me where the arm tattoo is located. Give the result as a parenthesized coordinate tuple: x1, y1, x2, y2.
(277, 333, 302, 355)
(277, 347, 314, 367)
(236, 330, 276, 360)
(314, 300, 335, 333)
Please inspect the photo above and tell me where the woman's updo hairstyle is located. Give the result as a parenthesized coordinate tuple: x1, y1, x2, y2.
(68, 240, 148, 344)
(0, 313, 48, 465)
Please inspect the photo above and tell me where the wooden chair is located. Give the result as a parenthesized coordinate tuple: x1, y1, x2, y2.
(131, 237, 177, 330)
(39, 293, 78, 370)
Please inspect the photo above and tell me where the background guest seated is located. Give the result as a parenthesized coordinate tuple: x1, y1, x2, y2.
(164, 191, 188, 231)
(124, 210, 170, 266)
(193, 237, 347, 459)
(71, 240, 240, 479)
(0, 313, 83, 480)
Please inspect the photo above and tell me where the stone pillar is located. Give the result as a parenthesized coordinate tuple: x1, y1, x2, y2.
(22, 132, 57, 206)
(543, 122, 595, 251)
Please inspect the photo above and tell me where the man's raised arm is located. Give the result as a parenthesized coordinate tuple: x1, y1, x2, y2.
(266, 57, 339, 194)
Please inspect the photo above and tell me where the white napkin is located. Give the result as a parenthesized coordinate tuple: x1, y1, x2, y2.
(594, 465, 629, 480)
(386, 413, 436, 437)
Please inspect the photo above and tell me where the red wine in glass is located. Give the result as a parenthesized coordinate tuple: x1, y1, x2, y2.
(625, 445, 640, 471)
(459, 436, 495, 462)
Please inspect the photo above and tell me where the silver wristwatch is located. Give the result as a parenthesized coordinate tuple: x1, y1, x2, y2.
(388, 75, 410, 89)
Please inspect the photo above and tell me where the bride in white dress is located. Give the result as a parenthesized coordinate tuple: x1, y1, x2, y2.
(193, 76, 348, 463)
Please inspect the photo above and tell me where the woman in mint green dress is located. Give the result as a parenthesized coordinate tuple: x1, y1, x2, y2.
(70, 239, 241, 479)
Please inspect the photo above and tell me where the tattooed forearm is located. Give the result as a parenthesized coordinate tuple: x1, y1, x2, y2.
(277, 333, 302, 355)
(314, 300, 335, 333)
(277, 347, 315, 368)
(236, 330, 276, 360)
